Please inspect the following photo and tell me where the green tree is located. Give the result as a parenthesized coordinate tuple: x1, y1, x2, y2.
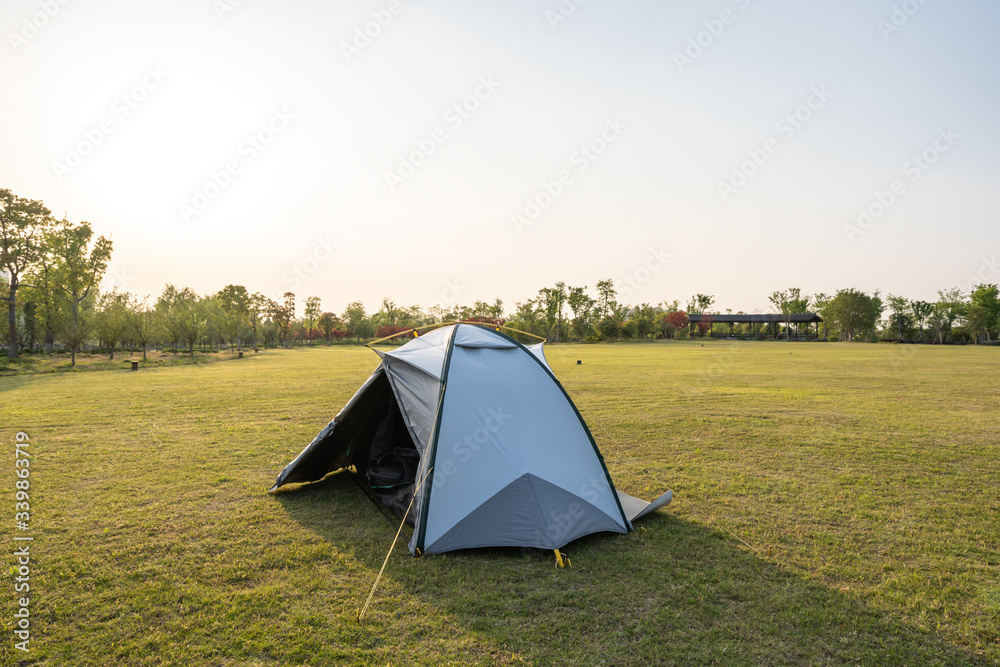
(1, 189, 54, 358)
(156, 285, 186, 351)
(909, 300, 933, 341)
(342, 300, 370, 344)
(633, 303, 658, 340)
(26, 257, 68, 354)
(537, 286, 566, 342)
(886, 294, 911, 341)
(248, 292, 267, 350)
(489, 297, 504, 321)
(259, 297, 281, 349)
(768, 288, 809, 339)
(217, 284, 251, 351)
(174, 288, 206, 354)
(620, 319, 638, 340)
(598, 316, 620, 341)
(567, 286, 595, 341)
(686, 293, 714, 315)
(304, 296, 322, 344)
(595, 279, 617, 318)
(127, 296, 160, 361)
(318, 311, 340, 345)
(967, 284, 999, 344)
(826, 288, 883, 342)
(270, 293, 296, 346)
(44, 221, 113, 366)
(934, 288, 966, 344)
(94, 289, 130, 360)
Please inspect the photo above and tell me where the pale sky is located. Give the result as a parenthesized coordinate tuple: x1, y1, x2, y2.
(3, 0, 998, 316)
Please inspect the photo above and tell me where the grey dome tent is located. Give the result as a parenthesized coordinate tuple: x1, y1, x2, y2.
(269, 323, 672, 556)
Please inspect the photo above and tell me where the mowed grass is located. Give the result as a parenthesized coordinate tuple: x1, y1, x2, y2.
(2, 341, 998, 666)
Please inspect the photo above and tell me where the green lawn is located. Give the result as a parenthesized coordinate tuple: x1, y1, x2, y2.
(3, 341, 998, 665)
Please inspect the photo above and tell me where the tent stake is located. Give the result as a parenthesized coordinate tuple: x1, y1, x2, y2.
(357, 468, 432, 625)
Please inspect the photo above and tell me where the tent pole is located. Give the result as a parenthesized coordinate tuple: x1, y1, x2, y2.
(358, 467, 433, 624)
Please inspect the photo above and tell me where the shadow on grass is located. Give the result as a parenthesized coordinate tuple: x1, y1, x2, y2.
(275, 472, 991, 667)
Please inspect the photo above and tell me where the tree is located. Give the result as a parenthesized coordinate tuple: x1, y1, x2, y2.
(598, 316, 620, 341)
(663, 310, 689, 338)
(304, 296, 322, 344)
(635, 314, 656, 340)
(43, 220, 113, 366)
(94, 289, 130, 360)
(967, 284, 999, 344)
(173, 289, 206, 354)
(620, 319, 638, 340)
(489, 297, 504, 321)
(934, 288, 966, 344)
(567, 286, 595, 341)
(909, 300, 933, 341)
(696, 312, 714, 337)
(537, 286, 566, 342)
(342, 300, 371, 344)
(596, 279, 616, 318)
(248, 292, 267, 350)
(259, 297, 281, 348)
(127, 296, 160, 361)
(825, 288, 883, 342)
(318, 311, 341, 345)
(156, 285, 186, 351)
(1, 189, 53, 358)
(26, 256, 67, 354)
(216, 284, 251, 351)
(268, 293, 296, 347)
(927, 303, 948, 345)
(768, 288, 808, 339)
(686, 293, 714, 315)
(886, 294, 911, 341)
(375, 298, 401, 328)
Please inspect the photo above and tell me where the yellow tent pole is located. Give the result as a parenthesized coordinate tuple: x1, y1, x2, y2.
(365, 321, 547, 348)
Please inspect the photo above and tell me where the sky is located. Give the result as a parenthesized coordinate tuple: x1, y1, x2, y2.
(2, 0, 999, 317)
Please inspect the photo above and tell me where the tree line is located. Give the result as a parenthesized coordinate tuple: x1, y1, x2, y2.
(4, 189, 999, 365)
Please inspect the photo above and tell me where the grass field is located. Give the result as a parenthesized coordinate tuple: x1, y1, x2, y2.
(2, 340, 998, 665)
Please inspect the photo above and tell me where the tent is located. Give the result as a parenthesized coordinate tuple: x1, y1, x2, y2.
(269, 323, 672, 556)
